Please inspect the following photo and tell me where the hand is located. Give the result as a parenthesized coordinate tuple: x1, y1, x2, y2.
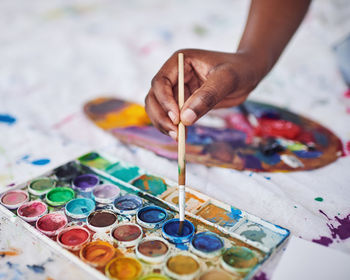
(145, 49, 266, 140)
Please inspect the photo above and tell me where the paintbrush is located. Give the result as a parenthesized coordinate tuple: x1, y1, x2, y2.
(177, 53, 186, 235)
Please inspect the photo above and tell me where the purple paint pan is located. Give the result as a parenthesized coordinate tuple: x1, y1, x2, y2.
(92, 184, 120, 204)
(72, 174, 99, 198)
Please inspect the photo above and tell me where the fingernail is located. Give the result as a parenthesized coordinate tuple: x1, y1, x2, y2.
(169, 131, 177, 141)
(168, 111, 177, 124)
(181, 109, 197, 125)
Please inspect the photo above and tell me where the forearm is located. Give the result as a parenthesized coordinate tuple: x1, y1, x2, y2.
(238, 0, 311, 77)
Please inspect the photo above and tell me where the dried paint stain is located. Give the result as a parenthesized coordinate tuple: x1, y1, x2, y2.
(197, 204, 242, 227)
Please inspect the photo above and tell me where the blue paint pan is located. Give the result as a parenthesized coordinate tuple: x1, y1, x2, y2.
(65, 198, 95, 220)
(137, 205, 168, 229)
(113, 194, 143, 215)
(162, 218, 195, 246)
(189, 231, 224, 258)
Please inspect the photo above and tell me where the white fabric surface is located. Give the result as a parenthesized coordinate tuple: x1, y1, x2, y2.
(1, 0, 349, 279)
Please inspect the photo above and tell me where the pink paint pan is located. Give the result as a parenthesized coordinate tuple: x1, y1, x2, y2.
(0, 190, 29, 210)
(36, 212, 68, 236)
(17, 201, 48, 223)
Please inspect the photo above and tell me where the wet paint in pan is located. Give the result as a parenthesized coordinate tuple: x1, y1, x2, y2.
(111, 223, 143, 247)
(36, 212, 67, 236)
(140, 274, 170, 280)
(65, 198, 95, 220)
(57, 226, 90, 251)
(162, 219, 195, 245)
(136, 237, 169, 264)
(113, 194, 143, 215)
(17, 201, 48, 223)
(87, 210, 118, 233)
(131, 174, 168, 196)
(220, 246, 259, 275)
(199, 269, 235, 280)
(136, 205, 167, 229)
(72, 174, 99, 198)
(54, 161, 82, 182)
(80, 240, 115, 268)
(92, 184, 120, 204)
(0, 190, 29, 210)
(28, 177, 56, 197)
(46, 187, 75, 207)
(164, 253, 200, 280)
(189, 231, 224, 258)
(105, 257, 142, 280)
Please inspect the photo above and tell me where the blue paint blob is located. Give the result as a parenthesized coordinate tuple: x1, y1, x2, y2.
(191, 232, 223, 253)
(228, 206, 243, 221)
(162, 219, 195, 245)
(31, 159, 50, 166)
(26, 264, 45, 274)
(0, 114, 16, 125)
(114, 194, 143, 213)
(293, 150, 323, 159)
(65, 198, 95, 219)
(137, 205, 167, 223)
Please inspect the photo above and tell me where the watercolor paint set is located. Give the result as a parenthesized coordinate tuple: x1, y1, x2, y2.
(0, 151, 290, 280)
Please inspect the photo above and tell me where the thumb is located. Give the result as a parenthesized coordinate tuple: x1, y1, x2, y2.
(180, 64, 238, 125)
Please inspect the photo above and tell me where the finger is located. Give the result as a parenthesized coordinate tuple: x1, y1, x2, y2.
(214, 91, 248, 108)
(145, 92, 178, 139)
(151, 75, 179, 125)
(180, 64, 239, 125)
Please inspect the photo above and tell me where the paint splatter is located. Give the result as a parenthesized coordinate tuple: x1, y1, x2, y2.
(312, 210, 350, 246)
(27, 264, 45, 274)
(193, 24, 208, 36)
(0, 114, 16, 125)
(18, 155, 51, 166)
(253, 272, 269, 280)
(0, 248, 21, 257)
(315, 197, 324, 202)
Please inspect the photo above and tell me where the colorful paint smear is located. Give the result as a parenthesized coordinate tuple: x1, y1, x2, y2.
(131, 175, 168, 196)
(84, 98, 343, 172)
(197, 204, 242, 228)
(78, 152, 112, 170)
(163, 190, 205, 212)
(105, 162, 141, 182)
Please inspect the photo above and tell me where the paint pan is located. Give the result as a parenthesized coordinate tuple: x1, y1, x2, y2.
(54, 161, 82, 182)
(0, 190, 29, 210)
(189, 231, 224, 258)
(162, 219, 195, 245)
(36, 212, 67, 236)
(199, 269, 236, 280)
(72, 174, 99, 198)
(87, 210, 118, 233)
(80, 240, 115, 268)
(162, 188, 205, 212)
(28, 177, 56, 197)
(220, 246, 259, 275)
(136, 237, 169, 264)
(164, 253, 200, 280)
(131, 174, 168, 196)
(140, 274, 170, 280)
(65, 198, 95, 220)
(17, 201, 48, 223)
(113, 194, 143, 215)
(46, 187, 75, 207)
(136, 205, 167, 229)
(57, 226, 90, 251)
(105, 257, 142, 280)
(92, 184, 120, 204)
(111, 223, 143, 247)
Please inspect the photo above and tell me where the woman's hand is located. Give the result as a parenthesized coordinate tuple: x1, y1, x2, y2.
(145, 49, 266, 140)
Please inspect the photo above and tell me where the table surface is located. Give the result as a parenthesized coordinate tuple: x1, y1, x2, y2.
(1, 0, 349, 279)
